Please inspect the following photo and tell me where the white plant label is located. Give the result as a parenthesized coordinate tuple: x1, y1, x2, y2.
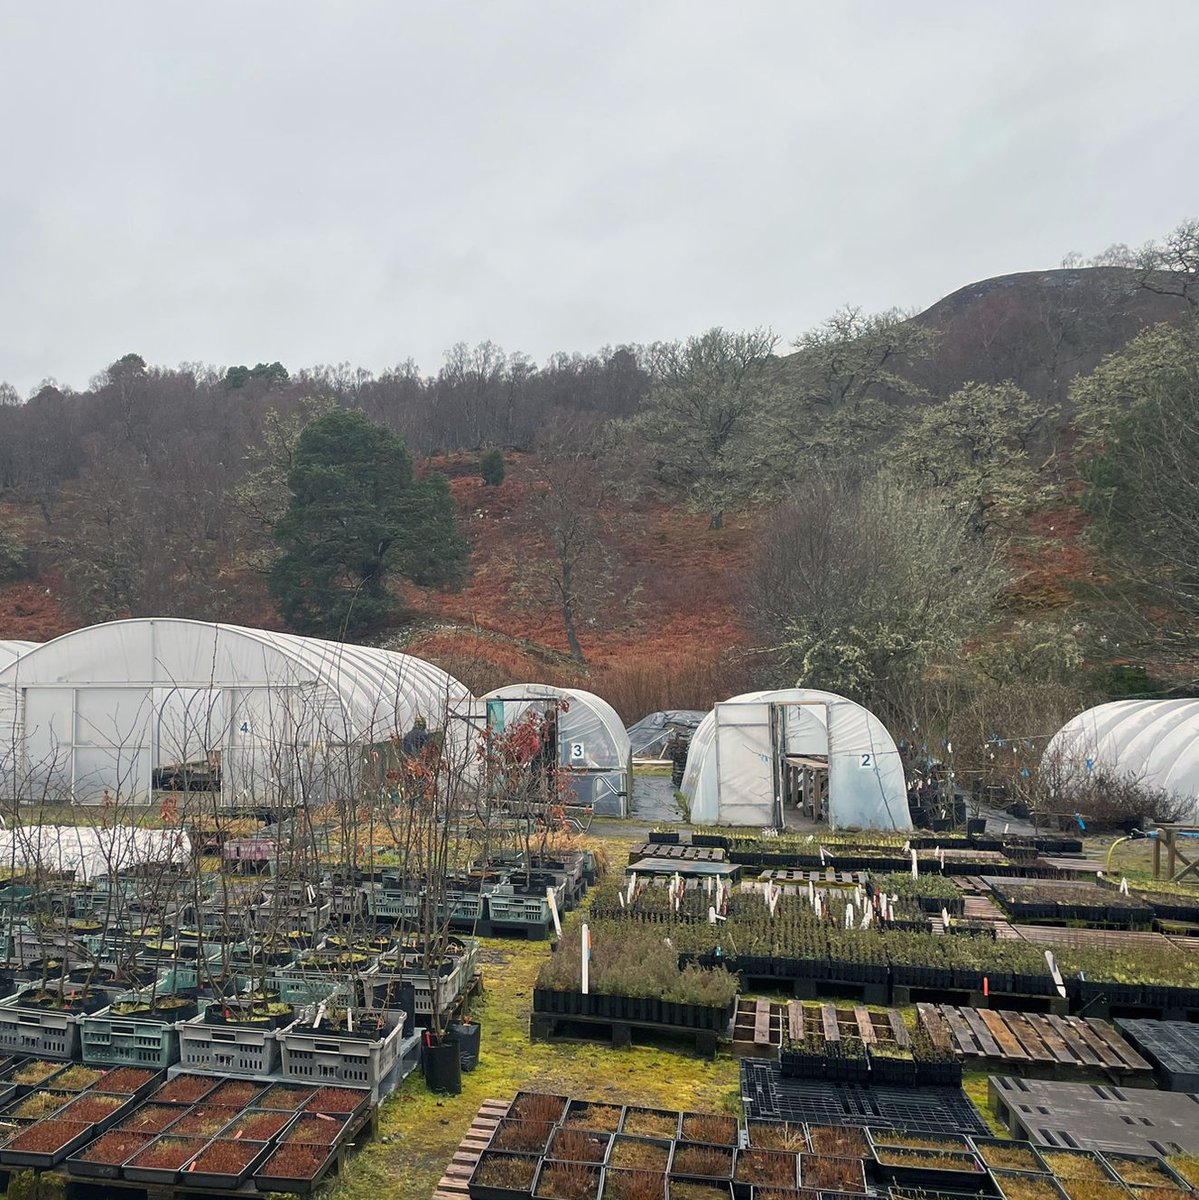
(1045, 949, 1066, 998)
(581, 922, 590, 995)
(547, 886, 561, 936)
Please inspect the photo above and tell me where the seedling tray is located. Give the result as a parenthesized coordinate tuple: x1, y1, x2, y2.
(469, 1150, 542, 1200)
(183, 1137, 271, 1188)
(252, 1141, 338, 1195)
(0, 1119, 96, 1167)
(122, 1134, 208, 1183)
(65, 1131, 152, 1179)
(740, 1059, 987, 1136)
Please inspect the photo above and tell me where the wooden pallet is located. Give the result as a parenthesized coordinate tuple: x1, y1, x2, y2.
(1011, 924, 1178, 950)
(917, 1003, 1153, 1081)
(732, 996, 785, 1057)
(432, 1097, 511, 1200)
(628, 842, 725, 862)
(759, 869, 868, 886)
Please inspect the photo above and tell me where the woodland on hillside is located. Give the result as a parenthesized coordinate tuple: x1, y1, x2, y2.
(1, 220, 1197, 807)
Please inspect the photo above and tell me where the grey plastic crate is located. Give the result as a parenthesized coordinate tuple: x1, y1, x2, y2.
(278, 1009, 412, 1100)
(79, 1010, 181, 1068)
(366, 887, 421, 921)
(177, 1014, 288, 1077)
(0, 994, 85, 1060)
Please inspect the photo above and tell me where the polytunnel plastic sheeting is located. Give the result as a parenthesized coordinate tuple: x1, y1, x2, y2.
(625, 710, 707, 758)
(680, 688, 911, 831)
(479, 684, 629, 768)
(0, 642, 38, 672)
(0, 824, 191, 881)
(0, 618, 475, 803)
(1044, 700, 1199, 821)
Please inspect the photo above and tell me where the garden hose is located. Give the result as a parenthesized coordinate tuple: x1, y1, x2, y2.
(1106, 835, 1131, 873)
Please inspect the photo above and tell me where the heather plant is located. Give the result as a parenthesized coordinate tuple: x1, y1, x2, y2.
(535, 1160, 601, 1200)
(672, 1144, 734, 1178)
(1040, 1151, 1112, 1181)
(680, 1113, 738, 1146)
(752, 1121, 809, 1152)
(603, 1168, 666, 1200)
(609, 1137, 671, 1171)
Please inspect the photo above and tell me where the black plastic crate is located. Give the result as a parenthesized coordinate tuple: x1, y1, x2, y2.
(739, 1059, 987, 1137)
(1115, 1019, 1199, 1092)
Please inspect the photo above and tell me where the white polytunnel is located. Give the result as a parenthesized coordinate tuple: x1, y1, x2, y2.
(0, 618, 476, 805)
(0, 641, 39, 671)
(479, 683, 631, 817)
(1044, 699, 1199, 822)
(680, 688, 911, 831)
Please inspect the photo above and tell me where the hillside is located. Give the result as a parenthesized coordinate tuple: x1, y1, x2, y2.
(901, 267, 1192, 406)
(0, 264, 1193, 717)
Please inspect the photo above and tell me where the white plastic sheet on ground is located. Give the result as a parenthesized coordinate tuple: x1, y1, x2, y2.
(0, 823, 190, 880)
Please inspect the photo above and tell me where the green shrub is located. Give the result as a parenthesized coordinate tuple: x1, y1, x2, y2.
(479, 447, 505, 486)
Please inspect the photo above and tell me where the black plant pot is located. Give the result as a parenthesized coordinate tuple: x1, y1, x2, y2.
(449, 1020, 482, 1072)
(423, 1037, 462, 1095)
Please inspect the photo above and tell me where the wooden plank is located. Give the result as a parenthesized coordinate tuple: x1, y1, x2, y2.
(1066, 1016, 1127, 1069)
(821, 1004, 840, 1042)
(1046, 1014, 1100, 1066)
(941, 1005, 985, 1055)
(959, 1006, 1005, 1057)
(853, 1005, 876, 1045)
(787, 1000, 804, 1043)
(1022, 1012, 1077, 1065)
(1088, 1018, 1152, 1071)
(978, 1008, 1030, 1060)
(887, 1009, 911, 1049)
(1002, 1011, 1056, 1063)
(915, 1003, 955, 1053)
(754, 998, 772, 1046)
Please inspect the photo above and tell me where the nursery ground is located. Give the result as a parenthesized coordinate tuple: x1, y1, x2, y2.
(328, 835, 741, 1200)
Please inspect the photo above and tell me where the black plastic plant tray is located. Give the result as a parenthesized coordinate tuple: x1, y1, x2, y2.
(65, 1133, 151, 1180)
(989, 1075, 1199, 1155)
(740, 1059, 987, 1137)
(183, 1138, 271, 1189)
(252, 1141, 338, 1197)
(1115, 1019, 1199, 1092)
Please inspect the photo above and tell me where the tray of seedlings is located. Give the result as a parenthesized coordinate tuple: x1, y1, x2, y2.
(183, 1136, 273, 1189)
(619, 1106, 682, 1141)
(534, 1157, 604, 1200)
(122, 1134, 209, 1183)
(733, 1145, 800, 1197)
(0, 1118, 96, 1168)
(469, 1149, 543, 1200)
(606, 1132, 672, 1175)
(988, 879, 1153, 927)
(66, 1129, 155, 1179)
(869, 1131, 986, 1190)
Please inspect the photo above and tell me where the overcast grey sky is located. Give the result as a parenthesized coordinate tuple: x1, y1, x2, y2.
(1, 2, 1197, 394)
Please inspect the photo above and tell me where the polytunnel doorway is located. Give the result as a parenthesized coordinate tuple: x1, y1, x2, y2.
(713, 699, 830, 827)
